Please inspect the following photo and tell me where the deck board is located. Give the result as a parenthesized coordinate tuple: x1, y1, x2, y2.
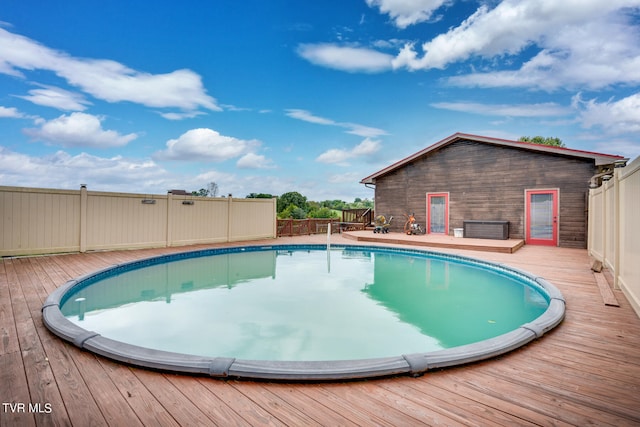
(2, 235, 640, 425)
(594, 271, 620, 306)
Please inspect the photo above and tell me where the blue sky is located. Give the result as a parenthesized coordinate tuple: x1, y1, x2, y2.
(1, 0, 639, 201)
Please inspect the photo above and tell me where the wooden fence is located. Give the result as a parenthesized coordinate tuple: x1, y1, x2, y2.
(342, 208, 374, 228)
(588, 156, 640, 317)
(276, 218, 340, 237)
(0, 185, 276, 256)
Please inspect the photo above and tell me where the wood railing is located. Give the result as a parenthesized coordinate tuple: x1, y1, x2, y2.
(341, 208, 374, 228)
(276, 218, 341, 237)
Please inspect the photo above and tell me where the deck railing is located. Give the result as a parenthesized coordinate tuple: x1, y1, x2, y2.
(276, 218, 340, 237)
(341, 208, 374, 228)
(588, 155, 640, 317)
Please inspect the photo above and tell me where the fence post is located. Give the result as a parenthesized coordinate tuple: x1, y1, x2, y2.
(227, 195, 233, 242)
(166, 191, 174, 247)
(613, 167, 621, 289)
(272, 198, 277, 238)
(79, 184, 87, 253)
(600, 182, 608, 266)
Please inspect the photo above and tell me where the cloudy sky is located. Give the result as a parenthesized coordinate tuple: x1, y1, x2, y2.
(1, 0, 639, 200)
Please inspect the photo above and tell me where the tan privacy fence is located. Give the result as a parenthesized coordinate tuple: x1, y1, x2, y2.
(589, 156, 640, 317)
(1, 185, 276, 256)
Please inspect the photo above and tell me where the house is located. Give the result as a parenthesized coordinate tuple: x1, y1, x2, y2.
(360, 133, 627, 248)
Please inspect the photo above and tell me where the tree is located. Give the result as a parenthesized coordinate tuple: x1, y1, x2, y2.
(207, 182, 219, 197)
(277, 191, 308, 213)
(192, 181, 219, 197)
(279, 203, 307, 219)
(192, 188, 209, 197)
(519, 136, 565, 148)
(246, 193, 273, 199)
(308, 207, 339, 219)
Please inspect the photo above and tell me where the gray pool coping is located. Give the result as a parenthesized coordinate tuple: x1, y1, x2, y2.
(42, 244, 565, 381)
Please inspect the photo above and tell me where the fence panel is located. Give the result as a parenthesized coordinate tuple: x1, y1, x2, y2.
(604, 181, 616, 271)
(229, 198, 277, 242)
(0, 186, 276, 256)
(0, 187, 81, 256)
(589, 156, 640, 317)
(618, 157, 640, 315)
(168, 195, 229, 246)
(85, 191, 168, 251)
(588, 187, 604, 260)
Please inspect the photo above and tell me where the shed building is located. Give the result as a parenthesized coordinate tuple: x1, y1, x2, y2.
(360, 133, 626, 248)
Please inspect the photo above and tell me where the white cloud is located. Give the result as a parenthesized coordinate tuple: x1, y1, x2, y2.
(366, 0, 448, 28)
(285, 109, 336, 125)
(158, 111, 206, 120)
(0, 146, 172, 192)
(327, 172, 362, 184)
(17, 84, 91, 111)
(316, 138, 382, 164)
(592, 139, 640, 160)
(297, 43, 393, 73)
(0, 145, 275, 196)
(448, 17, 640, 90)
(343, 122, 389, 138)
(574, 92, 640, 134)
(286, 109, 388, 138)
(351, 138, 382, 156)
(316, 148, 350, 165)
(393, 1, 637, 70)
(388, 0, 640, 91)
(236, 152, 276, 169)
(0, 106, 26, 118)
(155, 128, 258, 162)
(0, 27, 220, 113)
(372, 39, 407, 50)
(299, 1, 640, 93)
(190, 170, 237, 195)
(431, 101, 571, 117)
(221, 104, 252, 112)
(24, 112, 138, 148)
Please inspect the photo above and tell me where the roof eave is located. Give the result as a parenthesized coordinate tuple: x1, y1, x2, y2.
(360, 132, 626, 183)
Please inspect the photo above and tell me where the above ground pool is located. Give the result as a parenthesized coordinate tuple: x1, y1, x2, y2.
(42, 244, 565, 380)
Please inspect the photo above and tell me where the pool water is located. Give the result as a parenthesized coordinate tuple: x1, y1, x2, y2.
(60, 247, 548, 362)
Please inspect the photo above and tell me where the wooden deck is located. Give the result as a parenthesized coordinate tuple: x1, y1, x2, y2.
(2, 235, 640, 426)
(343, 230, 525, 253)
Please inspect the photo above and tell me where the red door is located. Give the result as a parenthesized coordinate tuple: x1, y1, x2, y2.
(525, 189, 558, 246)
(427, 193, 449, 234)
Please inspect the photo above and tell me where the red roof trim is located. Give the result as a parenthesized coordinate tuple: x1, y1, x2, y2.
(458, 132, 625, 159)
(360, 132, 625, 184)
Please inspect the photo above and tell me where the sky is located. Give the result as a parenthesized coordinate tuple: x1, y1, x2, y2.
(1, 0, 639, 201)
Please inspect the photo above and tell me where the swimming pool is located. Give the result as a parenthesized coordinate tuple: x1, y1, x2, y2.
(42, 244, 565, 380)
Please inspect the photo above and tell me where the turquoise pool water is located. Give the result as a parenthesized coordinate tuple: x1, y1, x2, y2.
(59, 246, 548, 362)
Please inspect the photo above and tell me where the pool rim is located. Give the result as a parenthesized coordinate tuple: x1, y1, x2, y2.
(42, 244, 566, 381)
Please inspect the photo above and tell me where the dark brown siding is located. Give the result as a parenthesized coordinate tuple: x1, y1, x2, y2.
(373, 140, 596, 248)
